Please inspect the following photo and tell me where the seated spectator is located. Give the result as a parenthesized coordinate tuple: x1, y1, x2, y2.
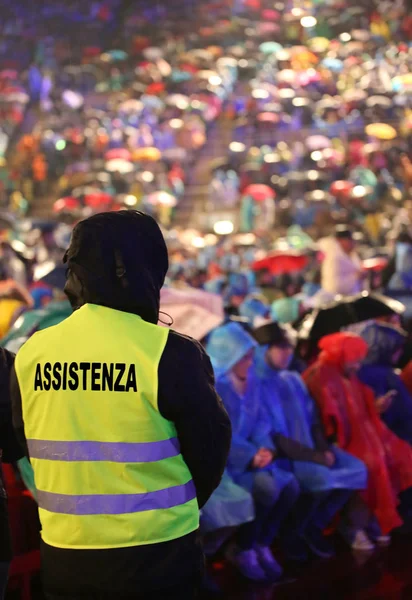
(304, 333, 412, 548)
(207, 322, 300, 582)
(359, 322, 412, 445)
(253, 322, 367, 559)
(238, 295, 270, 328)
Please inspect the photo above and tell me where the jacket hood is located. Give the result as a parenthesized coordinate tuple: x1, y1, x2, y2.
(318, 332, 368, 367)
(63, 210, 168, 324)
(361, 322, 406, 367)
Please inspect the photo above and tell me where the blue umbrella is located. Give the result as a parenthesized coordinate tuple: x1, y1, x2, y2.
(107, 49, 128, 62)
(321, 57, 344, 72)
(170, 70, 193, 83)
(259, 41, 283, 55)
(38, 265, 67, 290)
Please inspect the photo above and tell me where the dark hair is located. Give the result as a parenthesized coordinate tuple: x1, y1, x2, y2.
(335, 225, 353, 240)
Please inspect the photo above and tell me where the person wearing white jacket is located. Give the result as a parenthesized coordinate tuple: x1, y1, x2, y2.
(320, 228, 363, 296)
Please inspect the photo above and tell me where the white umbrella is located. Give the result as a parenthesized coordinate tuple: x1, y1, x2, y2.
(105, 159, 135, 174)
(306, 135, 332, 151)
(166, 94, 190, 110)
(143, 46, 163, 61)
(62, 90, 84, 110)
(146, 191, 177, 207)
(119, 99, 144, 114)
(160, 287, 224, 340)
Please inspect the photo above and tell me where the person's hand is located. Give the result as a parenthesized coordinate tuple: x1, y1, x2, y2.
(252, 448, 274, 469)
(323, 450, 336, 467)
(376, 390, 396, 414)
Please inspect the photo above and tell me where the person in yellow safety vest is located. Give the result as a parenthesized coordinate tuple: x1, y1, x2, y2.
(11, 210, 231, 600)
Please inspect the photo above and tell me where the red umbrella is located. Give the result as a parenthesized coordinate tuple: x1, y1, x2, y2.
(146, 82, 165, 95)
(243, 184, 275, 202)
(104, 148, 132, 161)
(84, 192, 113, 209)
(83, 47, 101, 58)
(53, 197, 81, 213)
(330, 180, 354, 196)
(252, 251, 310, 275)
(362, 257, 389, 272)
(256, 112, 279, 124)
(261, 9, 280, 20)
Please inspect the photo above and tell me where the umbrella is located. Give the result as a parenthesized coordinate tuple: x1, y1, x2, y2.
(104, 148, 132, 161)
(342, 89, 367, 103)
(252, 251, 310, 275)
(119, 99, 144, 114)
(259, 41, 283, 55)
(365, 123, 397, 140)
(1, 300, 73, 350)
(256, 112, 279, 124)
(132, 147, 161, 162)
(330, 180, 354, 196)
(243, 184, 275, 202)
(362, 257, 388, 272)
(165, 94, 190, 110)
(0, 212, 16, 230)
(277, 69, 297, 84)
(306, 135, 332, 151)
(170, 70, 193, 83)
(298, 292, 405, 342)
(0, 70, 18, 79)
(53, 197, 81, 213)
(62, 90, 84, 110)
(145, 82, 165, 96)
(351, 29, 371, 42)
(146, 191, 177, 207)
(84, 192, 113, 209)
(392, 74, 412, 93)
(160, 287, 224, 340)
(321, 57, 343, 72)
(162, 148, 187, 162)
(308, 37, 330, 53)
(143, 46, 163, 61)
(104, 49, 128, 62)
(4, 91, 30, 104)
(36, 265, 67, 290)
(105, 159, 134, 174)
(261, 9, 280, 20)
(366, 96, 392, 109)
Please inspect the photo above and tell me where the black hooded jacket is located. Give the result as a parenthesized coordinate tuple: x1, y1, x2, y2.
(11, 211, 231, 597)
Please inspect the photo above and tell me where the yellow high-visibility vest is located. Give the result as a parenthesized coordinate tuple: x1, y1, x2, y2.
(15, 303, 199, 550)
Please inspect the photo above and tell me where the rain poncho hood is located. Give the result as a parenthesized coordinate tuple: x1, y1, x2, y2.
(226, 272, 249, 299)
(319, 332, 368, 367)
(239, 295, 269, 325)
(206, 322, 256, 375)
(360, 322, 406, 366)
(64, 210, 168, 324)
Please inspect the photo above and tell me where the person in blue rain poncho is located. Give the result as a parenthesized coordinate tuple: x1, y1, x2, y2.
(358, 322, 412, 445)
(239, 295, 270, 328)
(224, 273, 250, 317)
(252, 322, 368, 558)
(206, 322, 300, 582)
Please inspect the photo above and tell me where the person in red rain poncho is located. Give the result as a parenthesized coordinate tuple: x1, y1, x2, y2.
(303, 333, 412, 540)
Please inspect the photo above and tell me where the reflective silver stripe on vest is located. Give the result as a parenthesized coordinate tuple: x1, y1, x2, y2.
(27, 438, 180, 463)
(37, 480, 196, 515)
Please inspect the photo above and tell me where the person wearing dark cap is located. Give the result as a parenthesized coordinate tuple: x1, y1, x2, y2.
(11, 211, 231, 600)
(253, 322, 367, 558)
(319, 226, 363, 296)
